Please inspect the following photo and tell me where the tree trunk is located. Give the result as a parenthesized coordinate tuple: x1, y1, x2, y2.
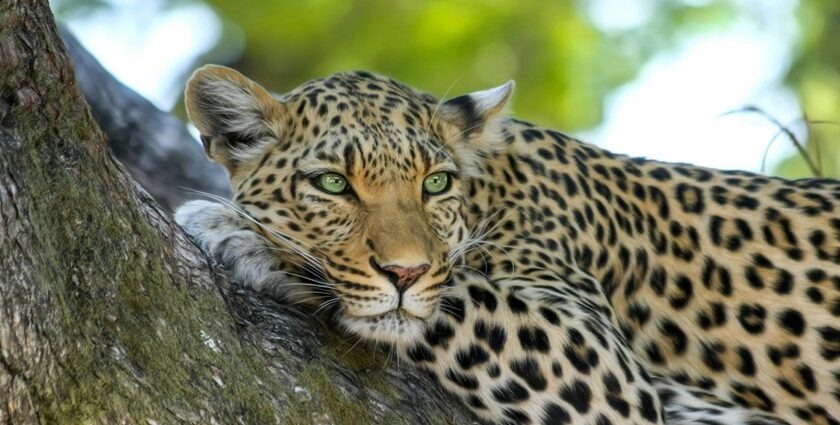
(0, 1, 471, 424)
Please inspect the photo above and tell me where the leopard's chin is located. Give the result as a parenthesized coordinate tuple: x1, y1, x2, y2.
(339, 310, 427, 344)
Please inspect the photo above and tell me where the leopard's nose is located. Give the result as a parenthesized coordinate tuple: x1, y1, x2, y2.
(371, 258, 431, 291)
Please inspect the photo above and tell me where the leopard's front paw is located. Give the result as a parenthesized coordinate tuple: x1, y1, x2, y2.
(175, 200, 310, 302)
(175, 200, 243, 253)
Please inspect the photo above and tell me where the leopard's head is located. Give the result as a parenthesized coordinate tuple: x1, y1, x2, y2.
(185, 65, 512, 343)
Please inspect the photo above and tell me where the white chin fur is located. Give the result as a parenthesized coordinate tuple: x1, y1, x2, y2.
(339, 311, 426, 344)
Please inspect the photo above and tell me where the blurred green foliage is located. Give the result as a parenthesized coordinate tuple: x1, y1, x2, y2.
(201, 0, 740, 130)
(776, 0, 840, 178)
(54, 0, 838, 178)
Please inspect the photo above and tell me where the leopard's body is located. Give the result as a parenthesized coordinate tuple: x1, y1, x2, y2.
(175, 65, 840, 424)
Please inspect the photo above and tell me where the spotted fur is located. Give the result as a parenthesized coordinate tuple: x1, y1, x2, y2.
(176, 65, 839, 424)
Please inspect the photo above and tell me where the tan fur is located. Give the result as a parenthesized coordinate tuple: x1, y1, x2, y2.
(177, 67, 839, 425)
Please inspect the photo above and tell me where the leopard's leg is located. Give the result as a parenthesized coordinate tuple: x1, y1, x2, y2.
(655, 377, 791, 425)
(175, 200, 321, 304)
(403, 267, 791, 425)
(400, 268, 667, 424)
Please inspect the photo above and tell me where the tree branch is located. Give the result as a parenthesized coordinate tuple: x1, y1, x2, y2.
(58, 27, 233, 211)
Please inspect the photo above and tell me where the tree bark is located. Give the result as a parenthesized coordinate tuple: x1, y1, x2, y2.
(0, 1, 471, 424)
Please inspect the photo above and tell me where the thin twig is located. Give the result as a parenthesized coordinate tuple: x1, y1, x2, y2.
(723, 105, 823, 177)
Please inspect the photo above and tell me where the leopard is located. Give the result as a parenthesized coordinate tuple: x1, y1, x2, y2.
(175, 64, 840, 424)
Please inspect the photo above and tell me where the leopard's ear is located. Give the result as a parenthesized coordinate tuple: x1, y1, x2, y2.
(441, 81, 514, 176)
(185, 65, 286, 174)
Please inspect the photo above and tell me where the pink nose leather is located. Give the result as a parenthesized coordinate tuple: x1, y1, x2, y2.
(382, 264, 431, 290)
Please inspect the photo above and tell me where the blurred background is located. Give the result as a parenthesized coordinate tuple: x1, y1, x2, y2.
(52, 0, 839, 178)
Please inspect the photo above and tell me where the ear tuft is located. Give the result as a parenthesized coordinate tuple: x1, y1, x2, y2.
(185, 65, 285, 173)
(470, 80, 514, 117)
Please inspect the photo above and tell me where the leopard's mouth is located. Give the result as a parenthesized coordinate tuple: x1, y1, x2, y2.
(341, 308, 424, 326)
(368, 308, 421, 321)
(338, 309, 428, 343)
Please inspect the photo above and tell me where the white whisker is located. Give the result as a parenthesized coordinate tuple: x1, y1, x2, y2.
(426, 74, 464, 134)
(183, 189, 326, 276)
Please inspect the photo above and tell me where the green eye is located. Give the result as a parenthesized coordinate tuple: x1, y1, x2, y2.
(423, 172, 450, 194)
(316, 173, 348, 194)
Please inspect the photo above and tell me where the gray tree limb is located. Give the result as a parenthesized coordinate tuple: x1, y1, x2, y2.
(0, 1, 471, 423)
(58, 26, 232, 211)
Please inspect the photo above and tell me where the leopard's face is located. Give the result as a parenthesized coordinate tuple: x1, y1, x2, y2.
(239, 97, 471, 342)
(185, 66, 512, 343)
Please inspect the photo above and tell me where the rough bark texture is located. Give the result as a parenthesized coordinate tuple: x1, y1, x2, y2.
(0, 1, 472, 423)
